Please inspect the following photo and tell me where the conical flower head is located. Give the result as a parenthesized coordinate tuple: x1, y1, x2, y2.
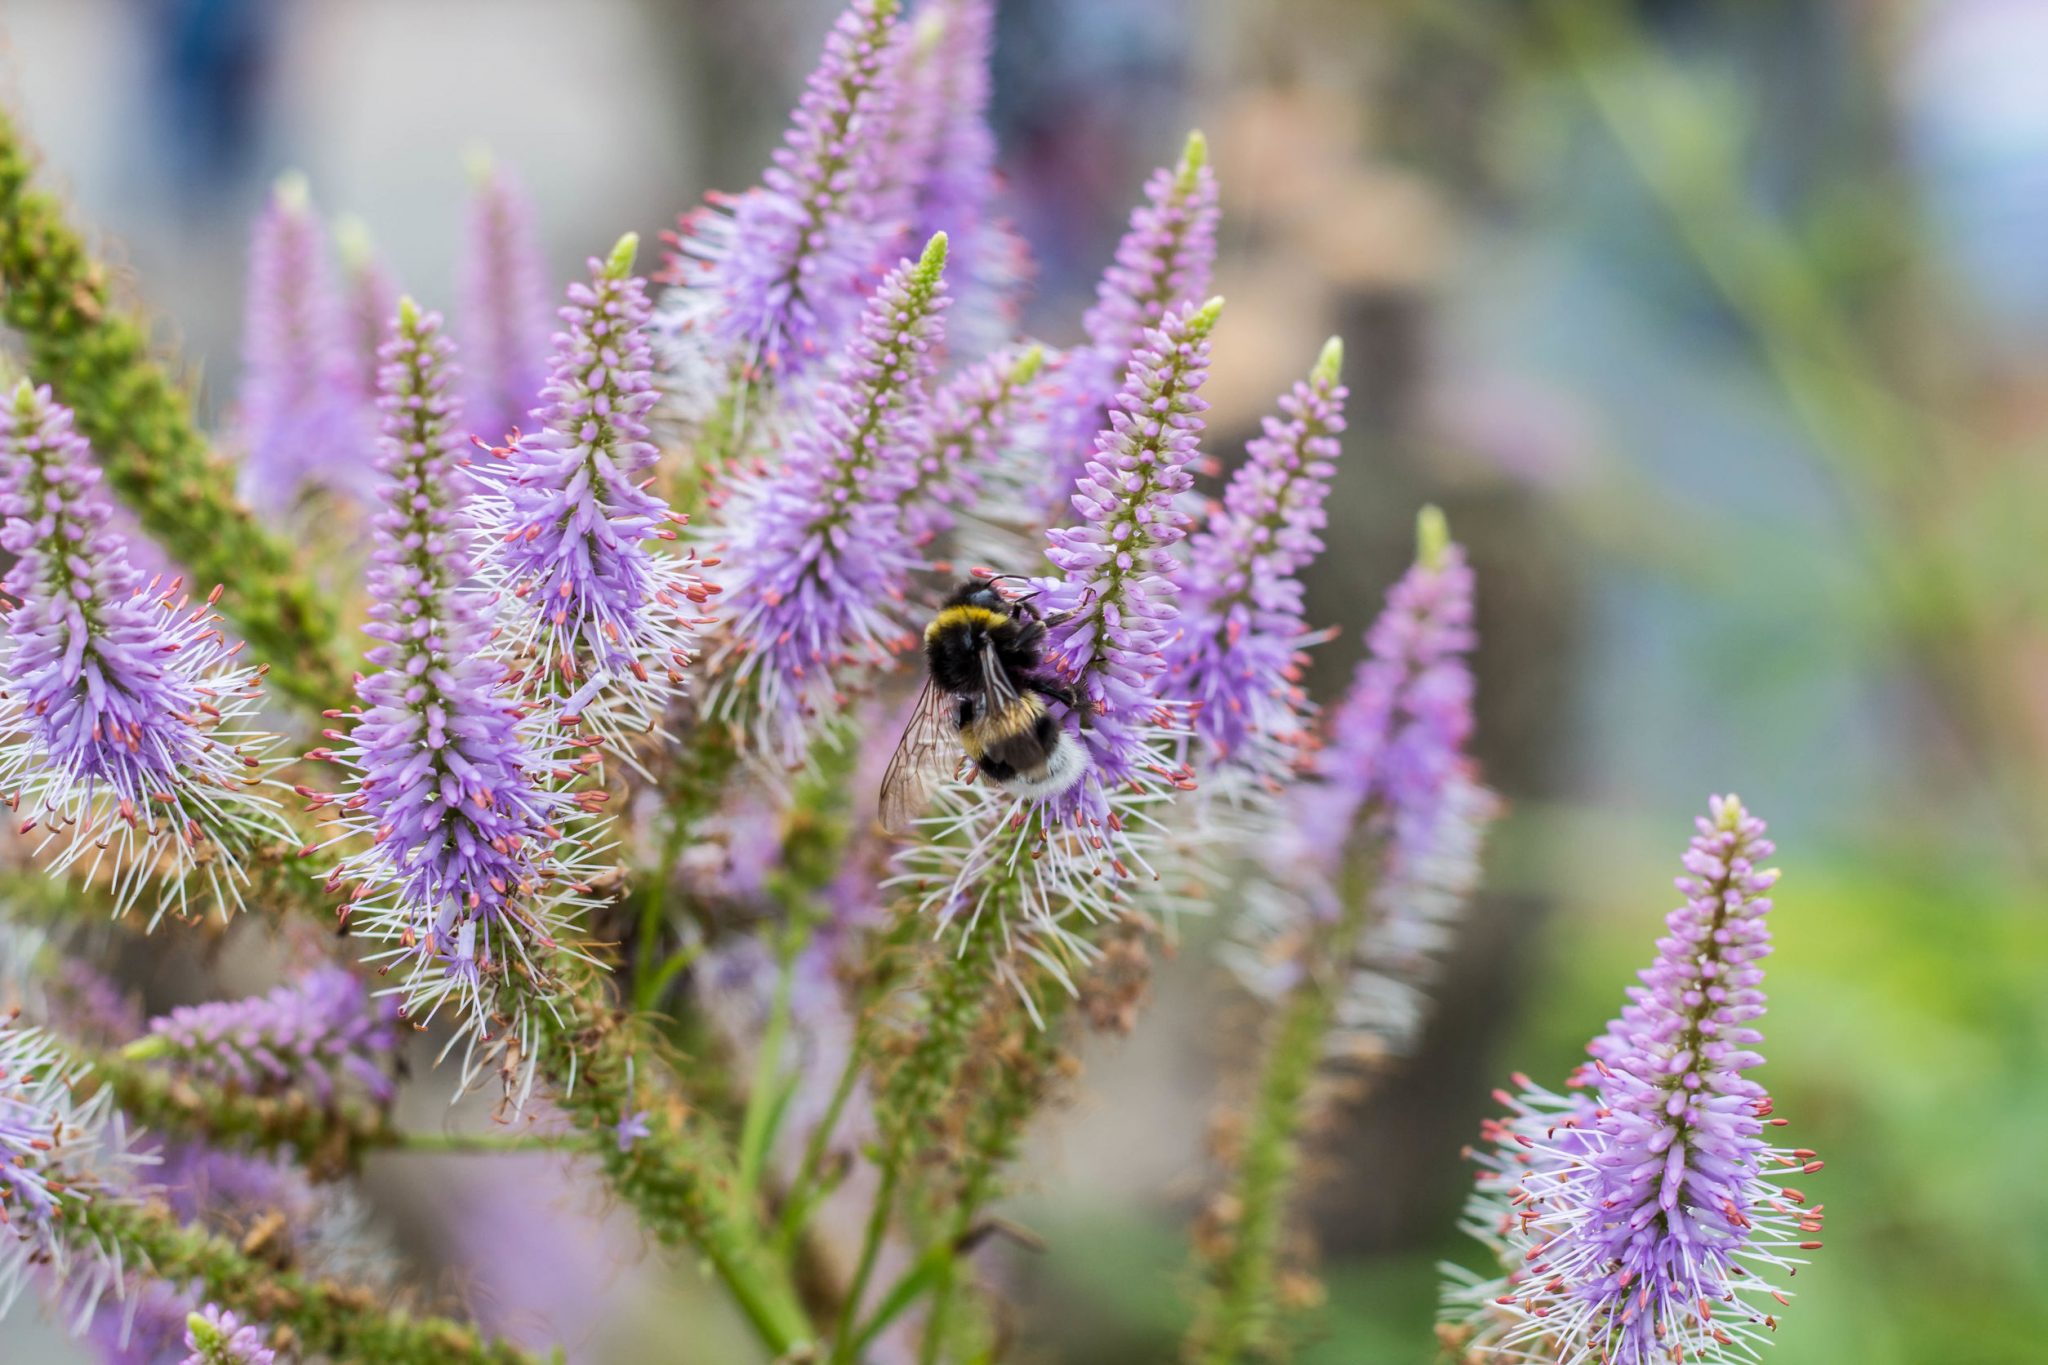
(136, 966, 400, 1106)
(709, 233, 951, 760)
(661, 0, 910, 389)
(1047, 133, 1219, 504)
(1169, 337, 1347, 772)
(182, 1305, 277, 1365)
(1444, 797, 1825, 1365)
(476, 235, 707, 750)
(236, 174, 374, 513)
(0, 382, 287, 921)
(311, 300, 598, 1055)
(336, 218, 399, 401)
(458, 158, 553, 444)
(902, 342, 1044, 550)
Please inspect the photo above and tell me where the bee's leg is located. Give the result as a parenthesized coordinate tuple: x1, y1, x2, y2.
(1039, 587, 1098, 629)
(1030, 681, 1094, 721)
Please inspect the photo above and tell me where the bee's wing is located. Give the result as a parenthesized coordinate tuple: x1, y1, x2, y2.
(879, 678, 962, 835)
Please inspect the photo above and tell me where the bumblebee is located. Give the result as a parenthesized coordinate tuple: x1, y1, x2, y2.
(879, 577, 1090, 833)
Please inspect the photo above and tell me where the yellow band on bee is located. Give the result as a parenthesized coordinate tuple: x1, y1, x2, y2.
(926, 604, 1009, 639)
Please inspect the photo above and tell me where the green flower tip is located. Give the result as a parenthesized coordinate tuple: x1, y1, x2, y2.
(334, 216, 374, 269)
(606, 232, 640, 279)
(1177, 130, 1209, 188)
(916, 230, 950, 279)
(273, 171, 312, 213)
(184, 1311, 223, 1349)
(1190, 295, 1225, 336)
(1312, 336, 1344, 387)
(6, 375, 34, 414)
(463, 144, 496, 184)
(1716, 794, 1747, 832)
(1012, 343, 1046, 385)
(910, 5, 946, 55)
(120, 1034, 171, 1062)
(874, 0, 902, 19)
(397, 293, 424, 333)
(1416, 504, 1450, 571)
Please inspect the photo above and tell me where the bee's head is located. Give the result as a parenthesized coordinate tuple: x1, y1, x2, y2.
(948, 577, 1013, 617)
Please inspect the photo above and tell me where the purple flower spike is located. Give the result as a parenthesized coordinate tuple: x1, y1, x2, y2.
(459, 159, 553, 445)
(711, 233, 951, 760)
(337, 218, 399, 404)
(1169, 337, 1347, 773)
(0, 381, 288, 922)
(311, 299, 596, 1058)
(182, 1305, 276, 1365)
(662, 0, 909, 389)
(903, 343, 1044, 550)
(476, 235, 707, 751)
(138, 967, 400, 1106)
(1035, 296, 1222, 822)
(1047, 133, 1219, 505)
(236, 174, 375, 514)
(1447, 797, 1825, 1365)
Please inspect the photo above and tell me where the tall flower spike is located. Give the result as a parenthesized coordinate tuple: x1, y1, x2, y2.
(236, 173, 374, 514)
(336, 217, 399, 403)
(1036, 296, 1221, 822)
(660, 0, 909, 391)
(182, 1305, 277, 1365)
(459, 157, 553, 445)
(903, 342, 1044, 551)
(1047, 133, 1219, 507)
(130, 967, 400, 1106)
(308, 299, 597, 1073)
(709, 233, 951, 761)
(0, 1015, 142, 1320)
(476, 234, 708, 754)
(1443, 797, 1823, 1365)
(0, 381, 289, 923)
(1168, 336, 1348, 776)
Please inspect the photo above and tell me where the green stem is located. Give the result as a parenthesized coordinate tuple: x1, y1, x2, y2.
(388, 1131, 580, 1154)
(833, 1163, 902, 1364)
(739, 941, 800, 1196)
(80, 1199, 539, 1365)
(0, 109, 348, 707)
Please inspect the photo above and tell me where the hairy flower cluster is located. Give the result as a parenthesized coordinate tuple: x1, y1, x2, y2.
(0, 1015, 140, 1319)
(659, 0, 909, 398)
(237, 175, 375, 514)
(1444, 797, 1824, 1365)
(459, 160, 553, 445)
(137, 967, 400, 1106)
(475, 236, 708, 755)
(1046, 133, 1219, 507)
(308, 300, 597, 1063)
(1168, 337, 1348, 775)
(0, 382, 288, 922)
(182, 1305, 276, 1365)
(709, 234, 951, 761)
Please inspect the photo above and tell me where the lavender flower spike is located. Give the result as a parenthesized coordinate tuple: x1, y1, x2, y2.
(182, 1305, 276, 1365)
(660, 0, 908, 391)
(0, 1015, 142, 1319)
(1444, 796, 1825, 1365)
(129, 967, 400, 1106)
(1048, 133, 1219, 504)
(1169, 336, 1348, 774)
(336, 217, 399, 403)
(710, 233, 951, 761)
(236, 173, 374, 514)
(1036, 296, 1222, 824)
(459, 156, 553, 445)
(476, 234, 709, 753)
(904, 342, 1044, 550)
(0, 381, 289, 923)
(308, 299, 598, 1063)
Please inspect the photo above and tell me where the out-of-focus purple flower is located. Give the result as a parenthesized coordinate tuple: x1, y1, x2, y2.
(1046, 133, 1218, 506)
(661, 0, 909, 390)
(710, 234, 951, 760)
(1168, 337, 1347, 772)
(475, 235, 707, 748)
(459, 159, 553, 445)
(235, 174, 375, 514)
(903, 343, 1043, 549)
(86, 1278, 190, 1365)
(180, 1305, 275, 1365)
(336, 217, 399, 403)
(0, 1017, 140, 1317)
(614, 1109, 652, 1152)
(1446, 796, 1824, 1365)
(0, 382, 287, 922)
(309, 300, 595, 1050)
(136, 967, 400, 1106)
(1034, 297, 1220, 823)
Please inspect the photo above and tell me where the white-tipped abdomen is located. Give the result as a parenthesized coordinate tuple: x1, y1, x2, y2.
(996, 738, 1090, 801)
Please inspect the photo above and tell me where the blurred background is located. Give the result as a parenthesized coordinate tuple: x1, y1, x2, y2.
(4, 0, 2046, 1361)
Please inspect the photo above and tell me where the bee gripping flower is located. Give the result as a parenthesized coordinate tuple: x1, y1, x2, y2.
(1444, 796, 1824, 1365)
(182, 1304, 277, 1365)
(0, 381, 288, 922)
(710, 232, 951, 760)
(459, 157, 553, 445)
(1169, 335, 1348, 772)
(476, 233, 707, 749)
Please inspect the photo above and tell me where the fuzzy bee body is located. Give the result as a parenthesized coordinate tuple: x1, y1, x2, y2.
(879, 580, 1091, 832)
